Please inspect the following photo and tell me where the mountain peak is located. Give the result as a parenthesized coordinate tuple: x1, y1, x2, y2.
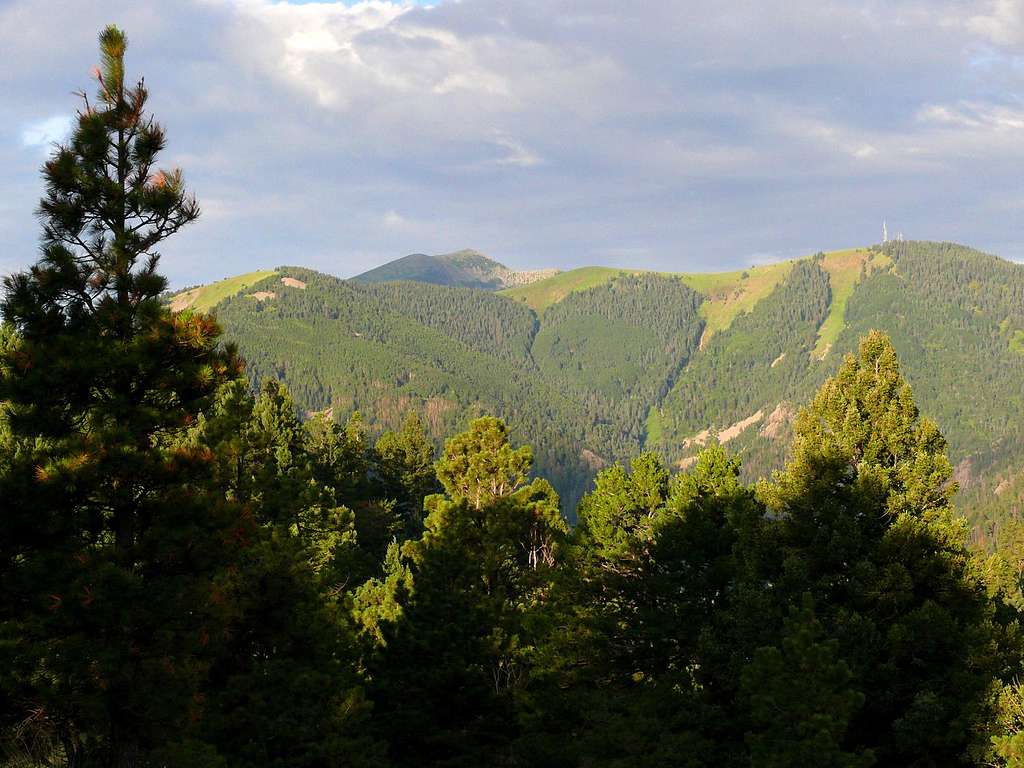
(352, 249, 558, 290)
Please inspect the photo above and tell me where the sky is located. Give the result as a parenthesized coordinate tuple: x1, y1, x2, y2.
(1, 0, 1023, 287)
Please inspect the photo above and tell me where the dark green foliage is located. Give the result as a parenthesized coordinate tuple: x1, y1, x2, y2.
(197, 528, 380, 768)
(213, 270, 707, 515)
(757, 331, 1007, 766)
(374, 412, 440, 536)
(358, 280, 538, 363)
(177, 378, 390, 766)
(533, 273, 703, 434)
(362, 417, 567, 767)
(741, 596, 873, 768)
(213, 267, 646, 514)
(0, 27, 246, 767)
(839, 243, 1024, 535)
(506, 448, 735, 766)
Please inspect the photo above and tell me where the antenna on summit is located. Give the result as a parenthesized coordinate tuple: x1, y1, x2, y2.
(882, 220, 889, 244)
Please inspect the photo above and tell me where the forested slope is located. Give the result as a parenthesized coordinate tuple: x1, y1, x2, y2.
(199, 241, 1024, 533)
(215, 270, 621, 508)
(12, 30, 1024, 767)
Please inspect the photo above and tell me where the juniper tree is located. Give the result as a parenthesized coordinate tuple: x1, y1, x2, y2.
(0, 26, 243, 766)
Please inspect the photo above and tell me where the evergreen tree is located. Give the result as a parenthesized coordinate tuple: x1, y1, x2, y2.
(307, 410, 373, 504)
(991, 682, 1024, 767)
(187, 379, 383, 766)
(540, 448, 755, 767)
(758, 330, 1005, 765)
(374, 411, 439, 535)
(364, 417, 566, 766)
(741, 595, 873, 768)
(433, 416, 532, 510)
(0, 26, 242, 765)
(192, 378, 360, 583)
(196, 525, 382, 768)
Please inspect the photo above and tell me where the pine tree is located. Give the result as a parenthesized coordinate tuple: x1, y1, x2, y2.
(0, 26, 242, 766)
(544, 448, 755, 767)
(433, 416, 532, 510)
(758, 331, 1004, 765)
(741, 595, 873, 768)
(196, 523, 383, 768)
(304, 409, 410, 579)
(364, 417, 566, 766)
(374, 411, 439, 535)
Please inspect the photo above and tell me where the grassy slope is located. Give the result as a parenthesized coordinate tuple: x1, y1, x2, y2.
(172, 269, 279, 312)
(812, 249, 892, 359)
(500, 267, 632, 312)
(656, 259, 833, 457)
(644, 406, 663, 445)
(680, 260, 796, 342)
(1010, 330, 1024, 355)
(502, 256, 805, 341)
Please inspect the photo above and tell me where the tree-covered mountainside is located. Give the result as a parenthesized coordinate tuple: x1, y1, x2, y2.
(10, 29, 1024, 768)
(190, 241, 1024, 534)
(351, 248, 558, 290)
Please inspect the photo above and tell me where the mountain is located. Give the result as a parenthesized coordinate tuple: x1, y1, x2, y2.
(173, 241, 1024, 539)
(350, 248, 559, 290)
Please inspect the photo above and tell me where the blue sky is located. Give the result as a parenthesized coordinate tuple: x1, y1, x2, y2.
(2, 0, 1023, 287)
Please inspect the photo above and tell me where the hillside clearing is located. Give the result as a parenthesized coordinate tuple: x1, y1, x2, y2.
(681, 260, 796, 343)
(500, 267, 632, 312)
(500, 248, 893, 354)
(1011, 330, 1024, 355)
(812, 248, 892, 359)
(171, 269, 279, 312)
(644, 406, 663, 446)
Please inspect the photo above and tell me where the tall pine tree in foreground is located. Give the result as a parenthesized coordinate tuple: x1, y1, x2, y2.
(0, 26, 243, 767)
(757, 330, 1007, 766)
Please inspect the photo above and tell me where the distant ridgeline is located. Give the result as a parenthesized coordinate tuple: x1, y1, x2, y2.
(171, 241, 1024, 538)
(350, 248, 559, 290)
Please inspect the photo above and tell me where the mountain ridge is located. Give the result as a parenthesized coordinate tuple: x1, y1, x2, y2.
(170, 240, 1024, 543)
(351, 248, 559, 290)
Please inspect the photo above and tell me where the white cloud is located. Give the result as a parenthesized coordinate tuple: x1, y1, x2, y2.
(490, 133, 542, 168)
(285, 28, 343, 55)
(20, 115, 73, 151)
(381, 209, 407, 228)
(4, 0, 1024, 280)
(968, 0, 1024, 47)
(852, 144, 878, 160)
(919, 101, 1024, 131)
